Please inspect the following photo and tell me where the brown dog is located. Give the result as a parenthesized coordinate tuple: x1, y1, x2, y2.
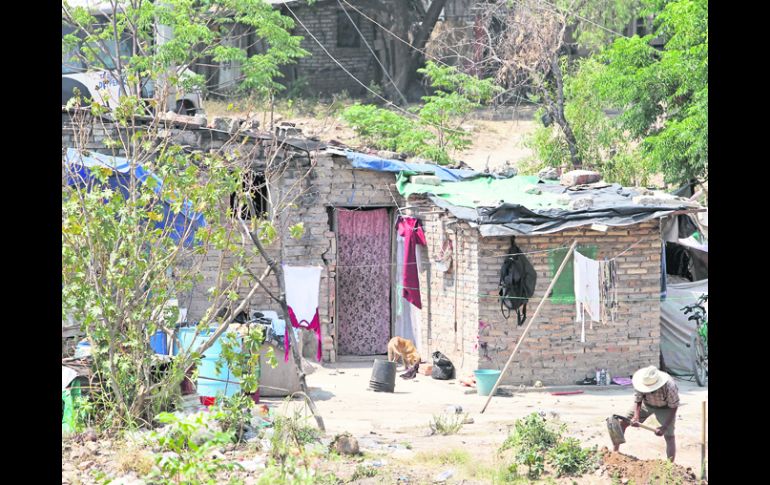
(387, 337, 420, 370)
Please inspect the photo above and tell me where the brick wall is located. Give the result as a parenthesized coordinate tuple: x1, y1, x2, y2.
(185, 152, 401, 362)
(475, 221, 662, 386)
(285, 2, 379, 96)
(62, 116, 402, 363)
(409, 198, 480, 378)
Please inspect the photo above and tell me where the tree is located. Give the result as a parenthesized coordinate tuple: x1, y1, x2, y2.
(335, 0, 448, 103)
(525, 0, 707, 186)
(341, 61, 501, 164)
(435, 0, 643, 168)
(588, 0, 707, 186)
(62, 0, 307, 110)
(62, 0, 326, 429)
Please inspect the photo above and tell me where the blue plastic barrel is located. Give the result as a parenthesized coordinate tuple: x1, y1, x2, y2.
(150, 331, 168, 355)
(175, 327, 241, 398)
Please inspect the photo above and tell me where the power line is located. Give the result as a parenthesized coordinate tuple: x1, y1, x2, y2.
(338, 0, 543, 108)
(336, 0, 408, 106)
(538, 0, 628, 39)
(282, 1, 466, 136)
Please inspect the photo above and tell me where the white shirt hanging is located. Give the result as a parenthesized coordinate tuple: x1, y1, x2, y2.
(574, 251, 601, 342)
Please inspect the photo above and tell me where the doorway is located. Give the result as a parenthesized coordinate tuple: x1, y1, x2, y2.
(335, 207, 392, 356)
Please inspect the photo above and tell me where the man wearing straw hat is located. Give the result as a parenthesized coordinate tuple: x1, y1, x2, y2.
(614, 366, 680, 462)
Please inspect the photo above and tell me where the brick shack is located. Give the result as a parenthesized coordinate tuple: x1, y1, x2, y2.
(62, 116, 703, 385)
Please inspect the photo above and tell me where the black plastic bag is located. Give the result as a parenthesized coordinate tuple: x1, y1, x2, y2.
(431, 351, 455, 380)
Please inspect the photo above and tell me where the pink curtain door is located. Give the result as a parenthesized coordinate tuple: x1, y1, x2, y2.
(336, 208, 391, 355)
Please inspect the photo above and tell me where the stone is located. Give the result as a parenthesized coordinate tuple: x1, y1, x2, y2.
(241, 118, 260, 131)
(561, 169, 601, 187)
(445, 405, 463, 415)
(569, 196, 594, 210)
(210, 116, 236, 133)
(524, 184, 542, 195)
(83, 428, 98, 442)
(410, 175, 441, 186)
(538, 167, 559, 180)
(331, 433, 360, 455)
(237, 457, 266, 473)
(376, 150, 403, 160)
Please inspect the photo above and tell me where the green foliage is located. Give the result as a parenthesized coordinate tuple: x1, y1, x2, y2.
(62, 0, 307, 99)
(150, 411, 241, 484)
(217, 326, 265, 395)
(429, 412, 468, 435)
(498, 413, 596, 480)
(535, 0, 707, 186)
(547, 438, 598, 477)
(351, 464, 379, 480)
(342, 62, 501, 164)
(212, 393, 257, 442)
(257, 404, 325, 485)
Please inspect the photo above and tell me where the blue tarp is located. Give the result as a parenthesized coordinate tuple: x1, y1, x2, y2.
(64, 148, 206, 247)
(344, 151, 486, 182)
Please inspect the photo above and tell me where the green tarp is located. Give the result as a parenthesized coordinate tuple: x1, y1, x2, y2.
(396, 172, 566, 210)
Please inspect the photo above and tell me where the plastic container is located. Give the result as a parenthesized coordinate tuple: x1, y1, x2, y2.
(369, 360, 396, 392)
(474, 369, 502, 396)
(150, 330, 168, 355)
(175, 327, 241, 398)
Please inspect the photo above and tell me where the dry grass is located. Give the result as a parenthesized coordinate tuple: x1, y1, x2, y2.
(115, 445, 155, 476)
(412, 448, 472, 467)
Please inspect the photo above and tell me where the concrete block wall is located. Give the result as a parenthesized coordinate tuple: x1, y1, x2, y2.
(62, 117, 403, 363)
(476, 221, 662, 386)
(412, 198, 480, 378)
(287, 2, 378, 95)
(184, 152, 401, 362)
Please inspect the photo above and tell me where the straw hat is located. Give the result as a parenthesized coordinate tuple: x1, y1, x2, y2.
(632, 366, 671, 393)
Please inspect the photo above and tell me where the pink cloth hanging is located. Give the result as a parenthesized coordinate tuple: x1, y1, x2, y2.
(397, 217, 427, 309)
(336, 208, 391, 355)
(282, 265, 323, 362)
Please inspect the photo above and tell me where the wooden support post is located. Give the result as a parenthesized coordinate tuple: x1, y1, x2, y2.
(701, 400, 707, 480)
(480, 239, 578, 414)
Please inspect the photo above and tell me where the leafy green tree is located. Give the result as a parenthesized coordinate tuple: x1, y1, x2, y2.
(342, 61, 501, 164)
(463, 0, 644, 168)
(527, 0, 707, 186)
(61, 1, 320, 429)
(62, 0, 307, 107)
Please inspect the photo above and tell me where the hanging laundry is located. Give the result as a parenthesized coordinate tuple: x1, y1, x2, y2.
(574, 250, 601, 343)
(282, 265, 323, 362)
(599, 258, 619, 323)
(395, 232, 423, 354)
(397, 216, 427, 309)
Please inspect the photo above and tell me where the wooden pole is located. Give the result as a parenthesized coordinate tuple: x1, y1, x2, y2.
(701, 400, 707, 480)
(480, 239, 578, 414)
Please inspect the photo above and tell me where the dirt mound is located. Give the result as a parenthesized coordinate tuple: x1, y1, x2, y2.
(600, 448, 705, 484)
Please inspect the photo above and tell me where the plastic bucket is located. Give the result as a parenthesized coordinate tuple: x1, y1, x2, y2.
(175, 327, 241, 398)
(474, 369, 502, 396)
(369, 360, 396, 392)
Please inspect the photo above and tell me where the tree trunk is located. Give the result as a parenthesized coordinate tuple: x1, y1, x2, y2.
(549, 55, 581, 169)
(366, 0, 448, 103)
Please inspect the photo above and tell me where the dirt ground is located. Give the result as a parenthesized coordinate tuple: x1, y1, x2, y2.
(206, 101, 539, 172)
(278, 360, 709, 482)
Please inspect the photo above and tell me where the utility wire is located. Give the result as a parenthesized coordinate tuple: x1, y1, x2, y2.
(282, 1, 465, 136)
(336, 0, 408, 105)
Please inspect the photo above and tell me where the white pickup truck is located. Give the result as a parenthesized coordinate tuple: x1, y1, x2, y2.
(62, 0, 204, 115)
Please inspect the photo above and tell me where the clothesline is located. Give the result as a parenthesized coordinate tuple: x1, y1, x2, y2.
(391, 283, 700, 303)
(329, 234, 658, 269)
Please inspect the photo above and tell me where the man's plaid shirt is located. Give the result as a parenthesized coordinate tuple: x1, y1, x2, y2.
(634, 379, 680, 408)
